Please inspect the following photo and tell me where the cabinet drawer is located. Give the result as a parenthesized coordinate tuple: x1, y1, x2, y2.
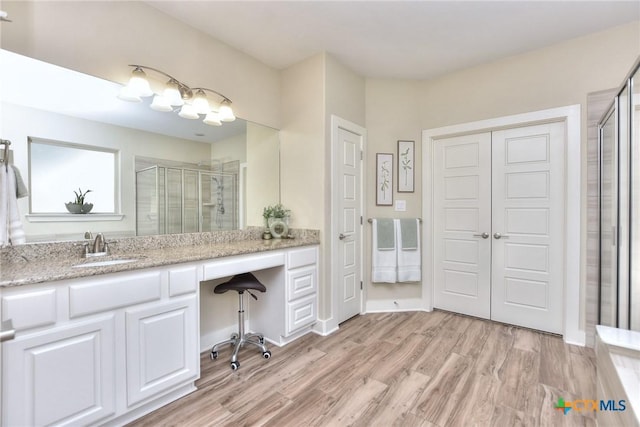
(287, 247, 317, 270)
(69, 271, 162, 318)
(2, 288, 57, 332)
(286, 266, 317, 302)
(169, 266, 198, 297)
(286, 294, 317, 336)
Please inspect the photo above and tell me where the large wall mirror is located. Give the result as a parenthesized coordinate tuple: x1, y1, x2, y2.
(0, 49, 280, 242)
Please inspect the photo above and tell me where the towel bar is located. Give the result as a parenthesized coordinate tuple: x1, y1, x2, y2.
(368, 218, 422, 224)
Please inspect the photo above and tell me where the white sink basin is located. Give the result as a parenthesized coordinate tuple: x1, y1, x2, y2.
(73, 259, 137, 268)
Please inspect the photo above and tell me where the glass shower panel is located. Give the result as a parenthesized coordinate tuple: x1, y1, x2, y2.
(600, 106, 618, 327)
(200, 170, 238, 231)
(183, 170, 199, 233)
(136, 166, 159, 236)
(166, 168, 183, 234)
(631, 67, 640, 331)
(618, 86, 630, 329)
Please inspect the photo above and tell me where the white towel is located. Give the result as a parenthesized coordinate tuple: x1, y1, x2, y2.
(0, 167, 7, 246)
(371, 219, 397, 283)
(1, 166, 26, 247)
(7, 166, 25, 245)
(397, 218, 421, 282)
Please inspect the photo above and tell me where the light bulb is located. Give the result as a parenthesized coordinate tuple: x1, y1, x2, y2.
(164, 79, 184, 106)
(218, 100, 236, 122)
(150, 95, 173, 112)
(192, 89, 210, 115)
(129, 67, 153, 97)
(203, 111, 222, 126)
(178, 104, 199, 119)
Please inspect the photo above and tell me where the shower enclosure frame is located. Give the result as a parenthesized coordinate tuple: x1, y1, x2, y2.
(598, 56, 640, 331)
(136, 164, 239, 236)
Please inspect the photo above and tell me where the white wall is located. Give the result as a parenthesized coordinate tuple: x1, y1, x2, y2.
(280, 52, 365, 321)
(246, 122, 280, 228)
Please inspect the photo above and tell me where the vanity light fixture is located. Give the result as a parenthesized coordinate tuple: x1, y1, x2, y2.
(118, 65, 235, 126)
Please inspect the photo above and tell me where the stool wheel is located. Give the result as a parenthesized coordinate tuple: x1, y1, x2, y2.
(230, 361, 240, 370)
(230, 333, 239, 341)
(210, 351, 218, 360)
(259, 336, 265, 345)
(263, 351, 271, 359)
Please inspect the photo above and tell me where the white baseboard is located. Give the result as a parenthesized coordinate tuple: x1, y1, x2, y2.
(564, 329, 586, 347)
(200, 323, 242, 353)
(312, 318, 339, 336)
(365, 297, 430, 313)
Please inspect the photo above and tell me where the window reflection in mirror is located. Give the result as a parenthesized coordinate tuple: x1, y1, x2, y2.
(29, 137, 117, 213)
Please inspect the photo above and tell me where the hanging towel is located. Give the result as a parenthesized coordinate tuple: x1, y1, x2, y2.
(0, 167, 7, 246)
(397, 218, 421, 282)
(376, 218, 395, 250)
(372, 218, 397, 283)
(10, 165, 28, 198)
(1, 166, 26, 246)
(399, 218, 418, 250)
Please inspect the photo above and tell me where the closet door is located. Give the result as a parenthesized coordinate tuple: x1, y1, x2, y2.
(433, 133, 492, 319)
(491, 123, 565, 334)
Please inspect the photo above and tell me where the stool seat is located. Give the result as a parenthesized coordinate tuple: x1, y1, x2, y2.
(210, 272, 271, 370)
(214, 272, 266, 294)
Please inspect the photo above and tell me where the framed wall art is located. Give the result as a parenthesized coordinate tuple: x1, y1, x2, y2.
(376, 153, 393, 206)
(397, 140, 415, 193)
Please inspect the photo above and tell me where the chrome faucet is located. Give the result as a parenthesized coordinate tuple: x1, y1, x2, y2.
(93, 233, 106, 254)
(82, 232, 109, 257)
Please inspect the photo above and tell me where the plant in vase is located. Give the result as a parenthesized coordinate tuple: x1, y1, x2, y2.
(65, 188, 93, 214)
(262, 203, 291, 239)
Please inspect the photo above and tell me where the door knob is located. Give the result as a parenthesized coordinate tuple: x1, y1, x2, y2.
(339, 233, 346, 240)
(493, 232, 509, 239)
(473, 232, 489, 239)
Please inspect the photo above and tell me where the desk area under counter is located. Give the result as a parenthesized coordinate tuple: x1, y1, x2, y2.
(0, 230, 320, 427)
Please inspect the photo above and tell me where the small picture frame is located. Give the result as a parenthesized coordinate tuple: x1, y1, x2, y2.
(397, 140, 415, 193)
(376, 153, 393, 206)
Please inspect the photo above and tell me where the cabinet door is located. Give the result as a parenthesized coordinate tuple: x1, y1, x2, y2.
(126, 295, 198, 406)
(286, 294, 317, 336)
(2, 316, 116, 427)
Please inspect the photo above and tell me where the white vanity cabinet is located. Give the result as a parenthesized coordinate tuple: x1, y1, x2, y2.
(2, 314, 116, 426)
(1, 264, 200, 426)
(250, 246, 319, 346)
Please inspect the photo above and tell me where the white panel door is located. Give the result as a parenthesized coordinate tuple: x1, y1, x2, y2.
(433, 133, 492, 319)
(335, 125, 363, 323)
(491, 122, 565, 333)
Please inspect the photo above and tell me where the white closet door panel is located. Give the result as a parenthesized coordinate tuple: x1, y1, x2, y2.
(433, 133, 492, 319)
(491, 122, 565, 333)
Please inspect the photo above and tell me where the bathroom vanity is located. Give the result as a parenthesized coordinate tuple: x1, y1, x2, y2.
(0, 231, 319, 426)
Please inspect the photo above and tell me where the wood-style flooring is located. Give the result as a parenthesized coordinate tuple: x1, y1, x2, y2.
(128, 310, 596, 427)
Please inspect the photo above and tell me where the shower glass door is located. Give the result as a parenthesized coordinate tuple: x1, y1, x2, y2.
(631, 67, 640, 331)
(600, 105, 618, 327)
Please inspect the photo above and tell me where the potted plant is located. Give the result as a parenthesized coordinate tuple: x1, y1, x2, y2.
(65, 188, 93, 214)
(262, 203, 291, 239)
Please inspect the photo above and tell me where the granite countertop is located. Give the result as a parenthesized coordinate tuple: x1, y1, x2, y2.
(0, 230, 319, 288)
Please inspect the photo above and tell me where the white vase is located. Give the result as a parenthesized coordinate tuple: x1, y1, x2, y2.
(267, 216, 289, 238)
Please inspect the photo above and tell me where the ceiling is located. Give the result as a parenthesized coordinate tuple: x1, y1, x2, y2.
(147, 0, 640, 80)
